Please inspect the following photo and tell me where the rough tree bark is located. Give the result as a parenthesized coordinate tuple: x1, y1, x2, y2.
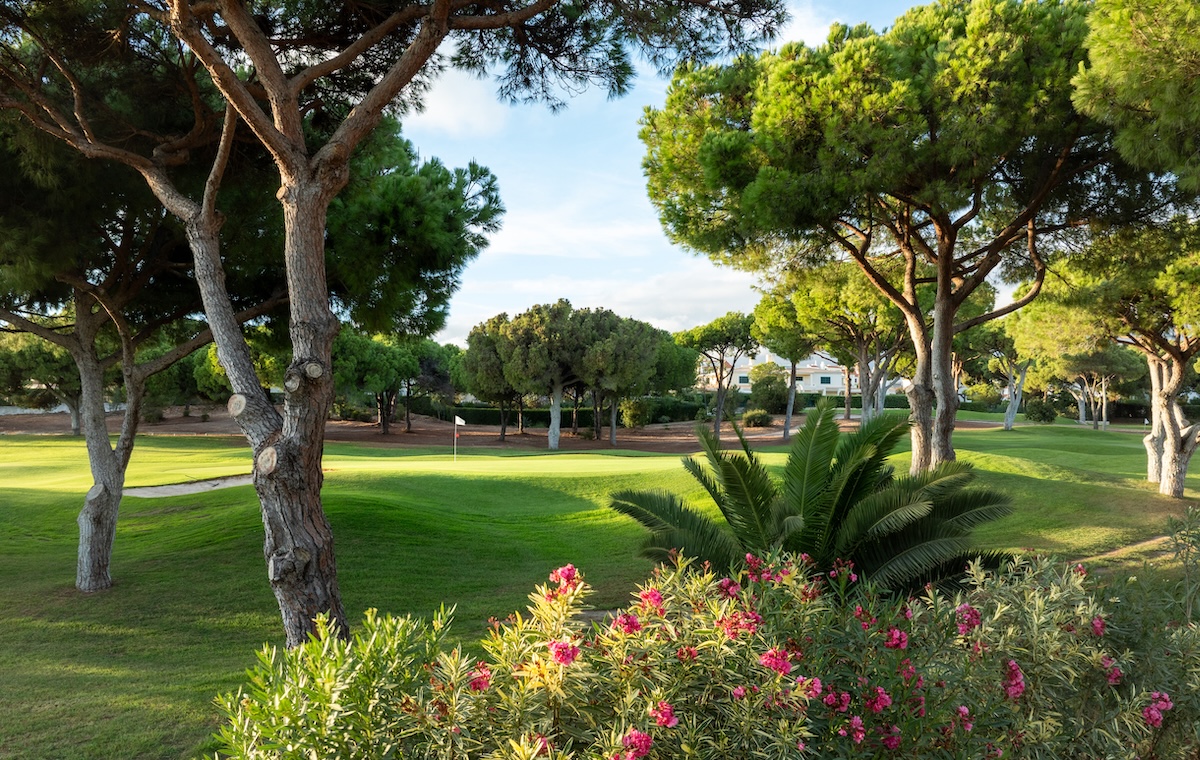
(1002, 361, 1029, 432)
(782, 359, 797, 441)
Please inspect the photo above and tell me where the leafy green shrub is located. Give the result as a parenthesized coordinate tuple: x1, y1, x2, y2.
(214, 556, 1199, 759)
(741, 408, 773, 427)
(620, 398, 653, 428)
(1024, 397, 1058, 424)
(748, 376, 788, 414)
(965, 383, 1003, 409)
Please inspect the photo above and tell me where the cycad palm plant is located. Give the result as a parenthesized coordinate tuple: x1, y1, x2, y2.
(609, 399, 1012, 590)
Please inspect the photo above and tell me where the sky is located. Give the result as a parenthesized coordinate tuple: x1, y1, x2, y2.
(403, 0, 917, 346)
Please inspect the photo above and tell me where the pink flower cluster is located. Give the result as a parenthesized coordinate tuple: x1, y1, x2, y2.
(838, 715, 866, 743)
(612, 728, 653, 760)
(638, 588, 665, 616)
(884, 627, 908, 650)
(829, 558, 858, 582)
(955, 603, 982, 635)
(759, 647, 792, 676)
(1143, 691, 1174, 728)
(795, 675, 823, 699)
(864, 686, 893, 713)
(675, 645, 698, 662)
(548, 639, 580, 666)
(1101, 656, 1123, 685)
(612, 612, 642, 634)
(954, 705, 973, 732)
(716, 609, 762, 640)
(1003, 660, 1026, 700)
(824, 689, 852, 713)
(717, 577, 742, 598)
(649, 700, 679, 727)
(547, 564, 581, 598)
(468, 661, 492, 692)
(854, 605, 877, 630)
(880, 724, 902, 750)
(744, 553, 790, 583)
(1091, 615, 1106, 637)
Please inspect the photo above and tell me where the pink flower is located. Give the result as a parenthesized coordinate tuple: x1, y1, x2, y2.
(1074, 563, 1087, 576)
(759, 647, 792, 676)
(1143, 692, 1174, 728)
(1003, 660, 1025, 700)
(638, 588, 665, 615)
(613, 613, 642, 634)
(865, 685, 893, 713)
(838, 715, 865, 744)
(732, 685, 747, 700)
(1091, 615, 1106, 637)
(955, 603, 982, 635)
(716, 609, 762, 639)
(881, 724, 902, 750)
(548, 639, 580, 666)
(621, 728, 653, 759)
(675, 645, 698, 662)
(824, 690, 851, 712)
(547, 564, 581, 597)
(531, 734, 551, 756)
(897, 658, 916, 682)
(956, 705, 973, 732)
(795, 676, 822, 698)
(468, 661, 492, 691)
(717, 577, 741, 597)
(650, 700, 679, 728)
(796, 740, 806, 752)
(884, 627, 908, 649)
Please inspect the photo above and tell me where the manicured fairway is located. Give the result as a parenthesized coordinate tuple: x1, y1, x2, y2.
(0, 424, 1194, 758)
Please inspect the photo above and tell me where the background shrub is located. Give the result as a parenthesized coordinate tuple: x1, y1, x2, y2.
(1024, 397, 1059, 424)
(741, 408, 773, 427)
(619, 398, 653, 428)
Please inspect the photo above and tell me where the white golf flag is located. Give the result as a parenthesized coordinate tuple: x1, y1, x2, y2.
(454, 416, 466, 426)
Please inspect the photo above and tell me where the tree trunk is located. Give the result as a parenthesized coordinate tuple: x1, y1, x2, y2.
(66, 396, 82, 436)
(610, 394, 618, 447)
(1003, 362, 1028, 432)
(518, 397, 525, 433)
(905, 319, 935, 474)
(74, 349, 128, 592)
(713, 385, 727, 445)
(498, 400, 508, 442)
(571, 388, 580, 435)
(255, 183, 347, 646)
(377, 391, 391, 435)
(404, 379, 413, 432)
(930, 295, 958, 467)
(548, 381, 563, 450)
(591, 388, 602, 440)
(842, 365, 852, 421)
(783, 359, 797, 441)
(1070, 387, 1086, 425)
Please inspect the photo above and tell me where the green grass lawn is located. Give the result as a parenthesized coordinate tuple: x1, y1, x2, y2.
(0, 425, 1195, 759)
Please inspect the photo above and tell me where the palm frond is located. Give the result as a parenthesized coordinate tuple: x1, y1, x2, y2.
(831, 486, 934, 560)
(864, 535, 976, 589)
(782, 398, 840, 516)
(608, 488, 742, 571)
(933, 488, 1015, 532)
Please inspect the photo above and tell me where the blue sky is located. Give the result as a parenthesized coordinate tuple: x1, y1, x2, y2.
(404, 0, 917, 345)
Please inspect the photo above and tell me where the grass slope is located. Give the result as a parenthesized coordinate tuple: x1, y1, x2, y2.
(0, 425, 1194, 758)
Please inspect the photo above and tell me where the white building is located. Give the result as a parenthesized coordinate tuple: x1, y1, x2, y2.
(699, 350, 860, 396)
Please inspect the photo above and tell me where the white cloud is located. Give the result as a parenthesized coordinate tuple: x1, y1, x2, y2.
(777, 1, 837, 47)
(404, 69, 510, 139)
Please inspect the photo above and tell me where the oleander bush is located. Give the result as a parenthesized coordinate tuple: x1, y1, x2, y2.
(213, 553, 1198, 759)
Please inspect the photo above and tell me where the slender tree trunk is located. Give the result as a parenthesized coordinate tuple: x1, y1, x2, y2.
(842, 365, 852, 421)
(74, 350, 128, 592)
(1144, 361, 1166, 482)
(571, 388, 580, 435)
(713, 385, 727, 445)
(498, 400, 508, 442)
(783, 359, 797, 441)
(65, 396, 82, 436)
(518, 397, 525, 433)
(610, 394, 618, 447)
(930, 294, 958, 466)
(906, 317, 935, 473)
(377, 392, 390, 435)
(404, 379, 413, 432)
(1003, 362, 1028, 432)
(548, 380, 563, 450)
(592, 389, 602, 440)
(1070, 386, 1086, 425)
